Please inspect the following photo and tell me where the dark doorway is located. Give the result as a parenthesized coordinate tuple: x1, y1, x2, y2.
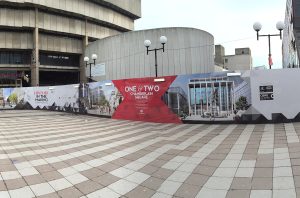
(39, 71, 79, 86)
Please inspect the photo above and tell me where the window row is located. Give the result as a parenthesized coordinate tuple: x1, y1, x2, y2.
(0, 51, 80, 67)
(0, 51, 31, 64)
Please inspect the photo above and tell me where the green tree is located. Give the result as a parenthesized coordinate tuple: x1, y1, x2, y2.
(98, 95, 109, 106)
(8, 93, 18, 104)
(235, 96, 248, 110)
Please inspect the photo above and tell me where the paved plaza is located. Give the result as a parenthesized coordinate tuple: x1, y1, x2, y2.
(0, 111, 300, 198)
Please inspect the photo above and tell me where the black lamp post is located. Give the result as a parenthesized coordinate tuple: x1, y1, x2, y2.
(144, 36, 167, 77)
(253, 21, 284, 69)
(84, 54, 97, 82)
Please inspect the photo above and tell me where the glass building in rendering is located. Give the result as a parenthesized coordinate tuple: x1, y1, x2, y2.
(188, 77, 234, 118)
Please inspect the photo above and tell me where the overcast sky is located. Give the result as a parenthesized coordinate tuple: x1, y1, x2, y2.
(135, 0, 286, 69)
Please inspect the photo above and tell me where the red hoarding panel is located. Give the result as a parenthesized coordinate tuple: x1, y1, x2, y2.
(112, 76, 182, 123)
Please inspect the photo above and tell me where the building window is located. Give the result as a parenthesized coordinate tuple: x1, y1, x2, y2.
(225, 58, 228, 63)
(0, 51, 31, 65)
(40, 52, 80, 67)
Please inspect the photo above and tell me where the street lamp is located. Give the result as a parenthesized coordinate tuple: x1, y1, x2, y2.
(253, 21, 284, 69)
(144, 36, 167, 77)
(84, 54, 97, 82)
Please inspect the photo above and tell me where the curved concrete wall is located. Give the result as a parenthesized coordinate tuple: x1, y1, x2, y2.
(86, 27, 214, 81)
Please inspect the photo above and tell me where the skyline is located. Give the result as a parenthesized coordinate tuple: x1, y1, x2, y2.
(135, 0, 286, 69)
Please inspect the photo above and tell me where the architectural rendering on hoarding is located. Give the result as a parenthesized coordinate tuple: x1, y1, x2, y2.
(3, 69, 300, 124)
(165, 72, 251, 122)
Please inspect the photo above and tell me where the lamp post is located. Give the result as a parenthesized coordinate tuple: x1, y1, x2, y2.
(84, 54, 97, 82)
(144, 36, 167, 77)
(253, 21, 284, 69)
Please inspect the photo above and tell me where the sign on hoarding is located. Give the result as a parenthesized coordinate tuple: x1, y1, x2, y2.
(259, 85, 273, 100)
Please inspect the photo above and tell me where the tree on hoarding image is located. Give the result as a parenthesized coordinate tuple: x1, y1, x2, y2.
(95, 95, 111, 115)
(235, 96, 249, 110)
(98, 95, 109, 107)
(8, 93, 18, 105)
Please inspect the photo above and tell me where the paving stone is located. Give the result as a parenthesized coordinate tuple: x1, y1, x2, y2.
(36, 192, 60, 198)
(230, 178, 252, 190)
(41, 171, 63, 182)
(174, 183, 201, 198)
(125, 186, 155, 198)
(193, 165, 216, 176)
(251, 178, 273, 190)
(253, 168, 273, 178)
(81, 167, 105, 179)
(57, 187, 83, 198)
(92, 173, 120, 187)
(141, 176, 164, 190)
(5, 178, 27, 190)
(75, 180, 103, 194)
(184, 173, 209, 187)
(139, 164, 160, 175)
(152, 168, 174, 179)
(24, 174, 46, 185)
(226, 189, 250, 198)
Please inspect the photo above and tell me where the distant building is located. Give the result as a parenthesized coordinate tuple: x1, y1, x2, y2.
(214, 65, 225, 72)
(282, 0, 299, 68)
(224, 48, 253, 71)
(215, 45, 225, 66)
(215, 45, 253, 71)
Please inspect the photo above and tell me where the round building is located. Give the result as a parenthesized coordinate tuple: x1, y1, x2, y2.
(0, 0, 141, 86)
(85, 27, 215, 81)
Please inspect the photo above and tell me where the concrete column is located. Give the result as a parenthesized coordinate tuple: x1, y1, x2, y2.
(31, 8, 39, 86)
(80, 19, 89, 83)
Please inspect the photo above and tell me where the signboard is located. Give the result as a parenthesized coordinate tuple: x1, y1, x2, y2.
(34, 90, 49, 103)
(112, 76, 182, 123)
(91, 63, 106, 77)
(259, 85, 273, 100)
(259, 85, 273, 93)
(0, 71, 22, 80)
(260, 93, 273, 100)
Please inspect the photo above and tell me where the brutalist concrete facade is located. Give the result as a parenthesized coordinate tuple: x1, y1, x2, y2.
(0, 0, 141, 86)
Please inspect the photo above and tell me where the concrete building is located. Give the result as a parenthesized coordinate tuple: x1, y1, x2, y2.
(282, 0, 299, 68)
(215, 45, 252, 71)
(215, 45, 225, 66)
(224, 48, 252, 71)
(85, 27, 215, 81)
(0, 0, 141, 87)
